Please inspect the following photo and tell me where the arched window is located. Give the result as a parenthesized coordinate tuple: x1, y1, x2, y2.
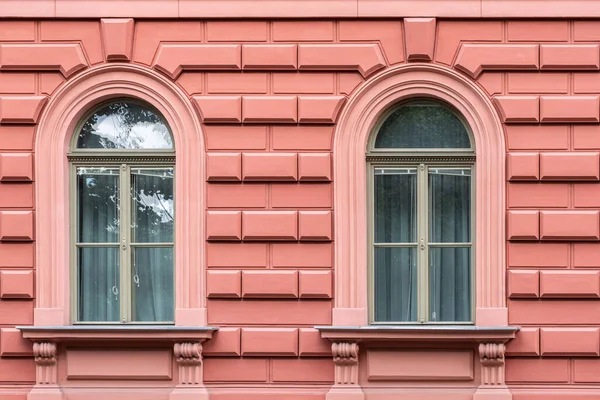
(368, 100, 474, 324)
(69, 100, 175, 323)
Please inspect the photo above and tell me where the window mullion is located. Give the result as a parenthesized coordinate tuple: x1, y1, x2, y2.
(126, 164, 134, 323)
(119, 164, 130, 323)
(417, 163, 428, 323)
(423, 164, 430, 323)
(125, 164, 133, 323)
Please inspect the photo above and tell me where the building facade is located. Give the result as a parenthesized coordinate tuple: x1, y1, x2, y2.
(0, 1, 599, 399)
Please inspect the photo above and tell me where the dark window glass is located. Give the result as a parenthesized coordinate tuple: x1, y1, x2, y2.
(374, 102, 471, 149)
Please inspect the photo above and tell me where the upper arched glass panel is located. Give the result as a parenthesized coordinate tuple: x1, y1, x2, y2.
(374, 101, 471, 149)
(76, 101, 173, 150)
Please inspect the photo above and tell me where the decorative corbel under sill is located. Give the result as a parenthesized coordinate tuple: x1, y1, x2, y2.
(17, 325, 218, 390)
(316, 325, 520, 399)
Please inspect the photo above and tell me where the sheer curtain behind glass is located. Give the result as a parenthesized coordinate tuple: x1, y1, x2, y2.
(77, 168, 120, 322)
(374, 168, 417, 322)
(428, 168, 471, 322)
(372, 101, 473, 323)
(131, 168, 174, 322)
(75, 101, 175, 323)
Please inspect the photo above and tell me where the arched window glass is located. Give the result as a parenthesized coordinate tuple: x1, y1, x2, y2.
(76, 102, 173, 149)
(374, 101, 471, 149)
(369, 100, 474, 324)
(70, 100, 175, 324)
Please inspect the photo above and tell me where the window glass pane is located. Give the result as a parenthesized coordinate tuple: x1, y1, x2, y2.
(131, 168, 174, 243)
(374, 168, 417, 243)
(429, 168, 471, 243)
(429, 247, 471, 322)
(76, 102, 173, 149)
(77, 167, 120, 243)
(78, 247, 120, 322)
(374, 102, 471, 149)
(131, 247, 174, 322)
(374, 247, 417, 322)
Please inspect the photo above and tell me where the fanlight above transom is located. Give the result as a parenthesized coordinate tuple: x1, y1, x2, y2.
(75, 101, 174, 150)
(374, 101, 472, 150)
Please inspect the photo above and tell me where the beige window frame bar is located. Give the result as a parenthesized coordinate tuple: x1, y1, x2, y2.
(69, 155, 176, 324)
(367, 154, 475, 325)
(366, 99, 476, 325)
(68, 99, 176, 324)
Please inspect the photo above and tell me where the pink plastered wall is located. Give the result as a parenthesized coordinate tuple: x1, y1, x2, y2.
(0, 15, 598, 400)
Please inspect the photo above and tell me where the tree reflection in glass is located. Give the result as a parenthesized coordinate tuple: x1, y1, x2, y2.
(130, 168, 174, 322)
(74, 100, 175, 323)
(76, 102, 173, 150)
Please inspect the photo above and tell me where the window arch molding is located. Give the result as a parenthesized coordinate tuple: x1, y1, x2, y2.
(34, 64, 206, 326)
(333, 63, 506, 327)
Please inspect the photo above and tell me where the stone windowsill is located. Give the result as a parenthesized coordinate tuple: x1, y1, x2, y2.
(315, 325, 519, 343)
(16, 325, 218, 343)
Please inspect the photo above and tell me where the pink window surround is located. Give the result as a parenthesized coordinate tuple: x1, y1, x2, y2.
(34, 63, 206, 327)
(332, 63, 507, 328)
